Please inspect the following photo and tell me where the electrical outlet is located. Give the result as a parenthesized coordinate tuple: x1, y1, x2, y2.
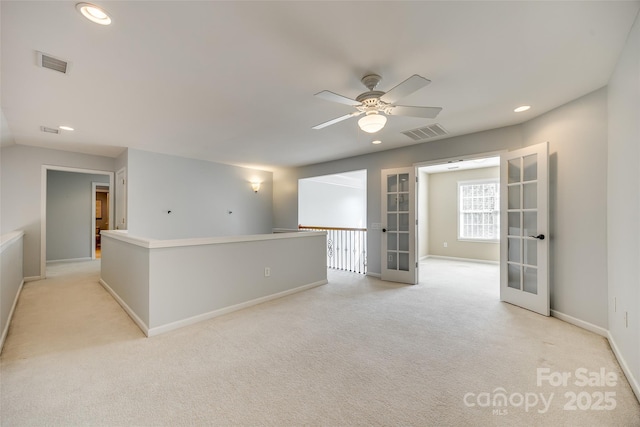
(443, 242, 448, 248)
(264, 267, 271, 277)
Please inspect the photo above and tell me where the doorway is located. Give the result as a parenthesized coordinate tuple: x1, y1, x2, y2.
(298, 169, 367, 273)
(417, 155, 501, 284)
(92, 183, 111, 260)
(41, 166, 114, 278)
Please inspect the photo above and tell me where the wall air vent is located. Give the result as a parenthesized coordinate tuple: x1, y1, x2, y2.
(37, 51, 69, 74)
(41, 126, 60, 134)
(402, 123, 448, 141)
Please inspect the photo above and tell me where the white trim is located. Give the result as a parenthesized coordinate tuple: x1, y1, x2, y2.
(115, 167, 127, 230)
(0, 279, 24, 354)
(272, 228, 301, 233)
(0, 231, 24, 253)
(41, 165, 115, 278)
(607, 331, 640, 403)
(46, 257, 93, 264)
(99, 278, 149, 336)
(101, 230, 327, 249)
(24, 276, 44, 282)
(424, 255, 499, 265)
(550, 309, 608, 337)
(100, 277, 327, 338)
(366, 272, 382, 278)
(414, 150, 507, 168)
(147, 280, 328, 337)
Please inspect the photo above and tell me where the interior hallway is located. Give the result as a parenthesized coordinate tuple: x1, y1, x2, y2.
(1, 259, 638, 426)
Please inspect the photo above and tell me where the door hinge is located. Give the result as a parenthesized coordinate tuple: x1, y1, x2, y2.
(416, 262, 418, 268)
(416, 176, 418, 183)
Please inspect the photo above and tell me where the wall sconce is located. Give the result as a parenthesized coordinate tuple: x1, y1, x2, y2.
(251, 181, 261, 193)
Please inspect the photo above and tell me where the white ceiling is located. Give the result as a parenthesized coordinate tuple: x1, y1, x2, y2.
(1, 1, 638, 170)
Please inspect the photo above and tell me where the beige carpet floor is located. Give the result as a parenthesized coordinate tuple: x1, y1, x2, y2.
(1, 258, 639, 426)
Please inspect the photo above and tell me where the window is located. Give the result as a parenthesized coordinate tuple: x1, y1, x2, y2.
(458, 179, 500, 241)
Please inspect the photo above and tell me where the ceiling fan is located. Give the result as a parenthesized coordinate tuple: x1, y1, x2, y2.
(312, 74, 442, 133)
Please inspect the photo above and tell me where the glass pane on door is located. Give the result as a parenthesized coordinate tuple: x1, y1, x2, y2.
(508, 159, 521, 184)
(387, 175, 397, 192)
(398, 253, 409, 271)
(501, 142, 548, 316)
(523, 154, 538, 182)
(523, 267, 538, 294)
(387, 194, 398, 211)
(508, 264, 521, 289)
(382, 167, 417, 284)
(387, 252, 397, 270)
(398, 213, 409, 231)
(388, 233, 397, 250)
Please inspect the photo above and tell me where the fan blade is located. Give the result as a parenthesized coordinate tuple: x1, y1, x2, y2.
(312, 111, 362, 129)
(380, 75, 431, 104)
(314, 90, 361, 106)
(390, 105, 442, 119)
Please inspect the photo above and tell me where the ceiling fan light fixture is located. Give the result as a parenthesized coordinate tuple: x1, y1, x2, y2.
(76, 3, 112, 25)
(358, 112, 387, 133)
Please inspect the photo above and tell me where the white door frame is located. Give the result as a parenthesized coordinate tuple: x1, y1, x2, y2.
(115, 167, 127, 230)
(41, 165, 114, 278)
(413, 150, 505, 276)
(91, 182, 111, 260)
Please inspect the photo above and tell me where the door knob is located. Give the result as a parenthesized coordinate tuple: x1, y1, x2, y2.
(529, 234, 545, 240)
(382, 228, 387, 233)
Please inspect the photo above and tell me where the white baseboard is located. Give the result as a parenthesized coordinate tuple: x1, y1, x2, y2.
(147, 280, 328, 337)
(24, 275, 43, 282)
(550, 309, 608, 337)
(366, 272, 381, 278)
(0, 279, 24, 354)
(99, 278, 149, 337)
(424, 255, 499, 265)
(607, 331, 640, 403)
(100, 277, 328, 338)
(47, 257, 92, 264)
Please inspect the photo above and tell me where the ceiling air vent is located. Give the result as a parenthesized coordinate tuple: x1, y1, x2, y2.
(402, 123, 448, 141)
(41, 126, 60, 134)
(37, 51, 69, 74)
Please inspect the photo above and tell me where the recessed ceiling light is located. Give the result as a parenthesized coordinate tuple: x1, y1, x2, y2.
(59, 126, 75, 131)
(514, 105, 531, 113)
(372, 140, 382, 145)
(76, 3, 112, 25)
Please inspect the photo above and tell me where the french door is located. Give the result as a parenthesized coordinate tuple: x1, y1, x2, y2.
(500, 142, 549, 315)
(381, 167, 418, 284)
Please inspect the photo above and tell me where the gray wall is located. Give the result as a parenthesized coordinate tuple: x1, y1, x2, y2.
(127, 149, 273, 240)
(273, 88, 610, 330)
(46, 170, 109, 261)
(1, 233, 23, 352)
(0, 145, 116, 278)
(100, 231, 327, 335)
(607, 10, 639, 394)
(427, 167, 500, 261)
(521, 88, 608, 328)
